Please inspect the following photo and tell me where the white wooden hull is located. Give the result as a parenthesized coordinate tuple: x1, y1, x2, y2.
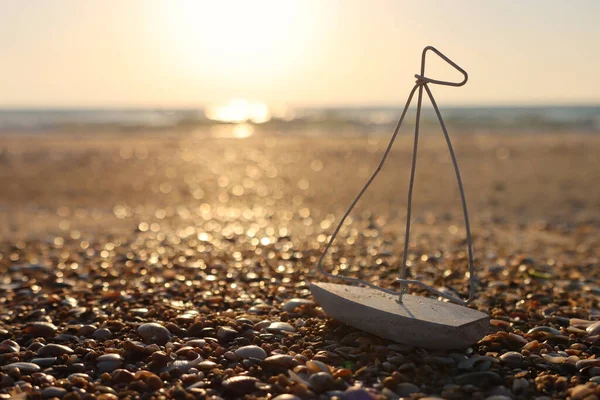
(310, 282, 488, 349)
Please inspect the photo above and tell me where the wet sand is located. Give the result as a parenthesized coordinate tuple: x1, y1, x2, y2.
(0, 130, 599, 399)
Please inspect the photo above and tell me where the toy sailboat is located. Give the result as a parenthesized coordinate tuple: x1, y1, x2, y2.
(310, 46, 488, 349)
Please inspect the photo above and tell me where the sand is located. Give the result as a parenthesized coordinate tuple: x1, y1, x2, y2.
(0, 130, 599, 399)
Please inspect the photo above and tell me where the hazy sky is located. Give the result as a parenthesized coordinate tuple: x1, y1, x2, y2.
(1, 0, 599, 107)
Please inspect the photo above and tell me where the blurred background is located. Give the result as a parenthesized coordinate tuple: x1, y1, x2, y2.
(1, 1, 600, 240)
(1, 0, 599, 134)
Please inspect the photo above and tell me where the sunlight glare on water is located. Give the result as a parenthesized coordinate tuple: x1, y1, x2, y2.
(205, 99, 271, 124)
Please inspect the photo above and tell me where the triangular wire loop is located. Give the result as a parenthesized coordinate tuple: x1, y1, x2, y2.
(414, 46, 468, 87)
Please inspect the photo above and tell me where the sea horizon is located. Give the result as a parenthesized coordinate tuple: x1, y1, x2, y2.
(1, 103, 599, 134)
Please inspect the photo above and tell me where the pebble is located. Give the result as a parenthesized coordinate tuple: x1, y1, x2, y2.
(78, 324, 97, 336)
(197, 360, 217, 371)
(41, 386, 67, 398)
(569, 384, 598, 400)
(308, 371, 333, 392)
(2, 362, 40, 373)
(395, 383, 420, 397)
(307, 360, 330, 373)
(112, 369, 135, 383)
(528, 326, 561, 335)
(266, 322, 296, 333)
(499, 351, 523, 368)
(96, 353, 123, 372)
(273, 395, 302, 400)
(586, 321, 600, 336)
(0, 339, 19, 352)
(93, 328, 113, 340)
(217, 326, 238, 343)
(222, 375, 263, 395)
(37, 343, 74, 356)
(31, 357, 57, 367)
(576, 359, 600, 369)
(542, 353, 567, 364)
(26, 322, 58, 338)
(234, 345, 268, 360)
(165, 354, 204, 373)
(282, 298, 314, 312)
(343, 387, 376, 399)
(263, 354, 297, 369)
(137, 322, 171, 345)
(512, 377, 529, 393)
(454, 371, 502, 387)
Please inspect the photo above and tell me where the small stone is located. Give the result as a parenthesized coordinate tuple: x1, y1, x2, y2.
(273, 395, 302, 400)
(454, 371, 502, 387)
(42, 386, 67, 398)
(343, 387, 376, 400)
(395, 383, 420, 397)
(542, 354, 566, 364)
(138, 323, 171, 345)
(306, 360, 330, 373)
(135, 370, 163, 389)
(576, 359, 600, 369)
(512, 377, 529, 393)
(282, 298, 314, 312)
(0, 339, 19, 352)
(255, 320, 271, 331)
(222, 375, 262, 395)
(78, 325, 97, 337)
(188, 321, 204, 337)
(262, 354, 296, 369)
(569, 384, 596, 400)
(308, 371, 333, 392)
(197, 360, 217, 371)
(97, 353, 123, 372)
(111, 369, 135, 383)
(216, 326, 238, 343)
(130, 308, 149, 316)
(93, 328, 113, 340)
(527, 326, 561, 335)
(38, 344, 74, 356)
(2, 362, 41, 373)
(586, 321, 600, 336)
(235, 345, 267, 360)
(31, 357, 58, 367)
(266, 322, 296, 333)
(499, 351, 523, 368)
(26, 322, 58, 338)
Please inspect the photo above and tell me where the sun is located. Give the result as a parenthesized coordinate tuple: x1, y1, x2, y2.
(160, 0, 305, 78)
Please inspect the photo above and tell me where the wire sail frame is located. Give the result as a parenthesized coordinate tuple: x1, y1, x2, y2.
(315, 46, 476, 306)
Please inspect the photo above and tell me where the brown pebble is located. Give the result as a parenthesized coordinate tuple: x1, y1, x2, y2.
(222, 375, 263, 395)
(25, 322, 58, 338)
(38, 344, 74, 356)
(217, 326, 238, 343)
(111, 369, 135, 383)
(188, 321, 204, 337)
(78, 325, 97, 337)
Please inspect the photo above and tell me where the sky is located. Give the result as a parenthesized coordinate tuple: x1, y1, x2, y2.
(1, 0, 599, 107)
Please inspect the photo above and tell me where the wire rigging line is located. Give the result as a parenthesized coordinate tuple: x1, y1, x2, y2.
(315, 46, 476, 306)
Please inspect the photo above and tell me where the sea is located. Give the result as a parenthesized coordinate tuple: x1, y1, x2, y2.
(1, 105, 599, 134)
